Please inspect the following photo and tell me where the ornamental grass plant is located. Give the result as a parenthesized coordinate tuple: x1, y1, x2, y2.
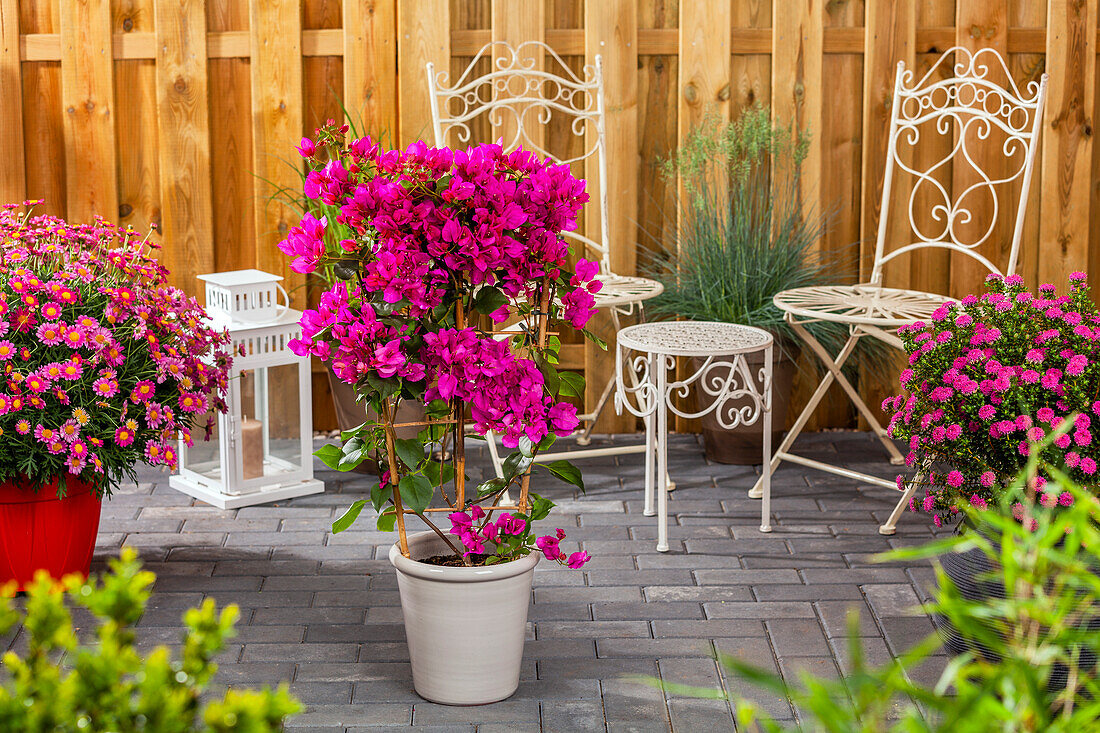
(0, 205, 232, 496)
(643, 105, 857, 362)
(279, 123, 600, 568)
(886, 272, 1100, 525)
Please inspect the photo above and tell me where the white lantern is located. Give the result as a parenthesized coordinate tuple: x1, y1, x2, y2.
(169, 269, 325, 509)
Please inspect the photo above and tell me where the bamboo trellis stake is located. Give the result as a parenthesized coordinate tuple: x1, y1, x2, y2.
(388, 280, 552, 559)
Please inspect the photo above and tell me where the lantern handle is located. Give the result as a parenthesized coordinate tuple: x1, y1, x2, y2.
(274, 283, 289, 319)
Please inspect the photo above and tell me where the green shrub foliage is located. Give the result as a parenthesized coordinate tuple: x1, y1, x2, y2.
(640, 426, 1100, 731)
(0, 549, 300, 732)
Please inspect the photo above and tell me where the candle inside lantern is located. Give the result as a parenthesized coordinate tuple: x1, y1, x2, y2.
(242, 417, 264, 479)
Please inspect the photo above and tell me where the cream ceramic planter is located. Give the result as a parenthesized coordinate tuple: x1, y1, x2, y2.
(388, 530, 540, 705)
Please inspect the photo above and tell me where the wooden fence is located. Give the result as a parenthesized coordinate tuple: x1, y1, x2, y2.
(1, 0, 1097, 433)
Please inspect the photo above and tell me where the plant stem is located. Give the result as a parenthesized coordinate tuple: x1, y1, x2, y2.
(414, 510, 466, 560)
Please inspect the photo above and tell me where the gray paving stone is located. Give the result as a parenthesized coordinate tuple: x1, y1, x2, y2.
(3, 430, 946, 730)
(766, 618, 831, 658)
(704, 601, 816, 619)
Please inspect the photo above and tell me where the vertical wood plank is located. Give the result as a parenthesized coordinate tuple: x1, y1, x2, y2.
(1039, 0, 1097, 285)
(772, 0, 823, 230)
(114, 1, 161, 240)
(585, 0, 637, 433)
(344, 0, 397, 139)
(679, 0, 730, 176)
(1008, 0, 1047, 290)
(20, 0, 63, 219)
(672, 0, 728, 434)
(397, 0, 450, 146)
(250, 0, 305, 306)
(59, 0, 117, 223)
(207, 0, 254, 275)
(730, 0, 772, 119)
(860, 0, 915, 287)
(951, 0, 1008, 297)
(1093, 0, 1100, 288)
(155, 0, 214, 293)
(0, 0, 25, 204)
(858, 0, 916, 429)
(491, 0, 545, 150)
(908, 0, 954, 298)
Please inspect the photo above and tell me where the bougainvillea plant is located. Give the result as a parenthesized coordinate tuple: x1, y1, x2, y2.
(885, 272, 1098, 526)
(0, 204, 232, 497)
(280, 122, 601, 568)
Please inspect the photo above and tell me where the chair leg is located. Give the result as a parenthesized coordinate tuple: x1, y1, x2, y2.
(579, 304, 642, 446)
(749, 333, 862, 498)
(577, 371, 617, 446)
(879, 473, 921, 536)
(789, 320, 905, 466)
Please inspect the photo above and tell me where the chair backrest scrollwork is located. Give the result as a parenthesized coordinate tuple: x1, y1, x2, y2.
(870, 46, 1048, 286)
(426, 41, 612, 274)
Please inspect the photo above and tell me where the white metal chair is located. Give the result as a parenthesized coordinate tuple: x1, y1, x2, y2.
(748, 47, 1048, 534)
(426, 41, 665, 476)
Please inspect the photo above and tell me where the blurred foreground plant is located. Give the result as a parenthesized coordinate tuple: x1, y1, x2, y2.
(636, 427, 1100, 731)
(0, 548, 301, 732)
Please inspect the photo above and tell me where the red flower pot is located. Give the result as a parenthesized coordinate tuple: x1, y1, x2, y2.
(0, 477, 102, 591)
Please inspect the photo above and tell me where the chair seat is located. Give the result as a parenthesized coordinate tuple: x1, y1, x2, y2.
(773, 284, 953, 328)
(594, 274, 664, 309)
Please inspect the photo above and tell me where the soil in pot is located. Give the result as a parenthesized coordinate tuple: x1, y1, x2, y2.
(692, 344, 798, 465)
(0, 476, 102, 591)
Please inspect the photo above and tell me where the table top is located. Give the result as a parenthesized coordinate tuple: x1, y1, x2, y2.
(617, 321, 773, 357)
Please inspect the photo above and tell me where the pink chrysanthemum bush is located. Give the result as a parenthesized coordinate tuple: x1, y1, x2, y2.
(0, 204, 232, 497)
(282, 122, 601, 567)
(886, 272, 1098, 526)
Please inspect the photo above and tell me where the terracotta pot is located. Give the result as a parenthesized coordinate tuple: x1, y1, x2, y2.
(0, 476, 102, 591)
(692, 344, 798, 465)
(389, 531, 539, 705)
(324, 367, 426, 475)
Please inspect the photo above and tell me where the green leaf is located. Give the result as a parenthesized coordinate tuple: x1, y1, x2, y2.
(376, 507, 397, 532)
(502, 450, 533, 479)
(370, 478, 388, 512)
(528, 494, 555, 521)
(475, 477, 507, 497)
(425, 399, 451, 419)
(542, 460, 584, 491)
(332, 259, 360, 280)
(395, 438, 424, 471)
(423, 461, 455, 486)
(399, 474, 435, 515)
(581, 328, 608, 350)
(332, 500, 367, 533)
(314, 444, 343, 471)
(337, 438, 367, 471)
(472, 285, 509, 316)
(537, 433, 558, 451)
(366, 374, 401, 399)
(558, 371, 586, 398)
(518, 436, 536, 458)
(536, 357, 560, 396)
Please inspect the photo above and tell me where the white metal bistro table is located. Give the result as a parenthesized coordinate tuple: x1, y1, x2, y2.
(614, 322, 774, 551)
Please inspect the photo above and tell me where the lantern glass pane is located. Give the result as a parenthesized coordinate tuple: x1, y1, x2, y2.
(182, 406, 221, 481)
(265, 363, 302, 472)
(239, 365, 301, 480)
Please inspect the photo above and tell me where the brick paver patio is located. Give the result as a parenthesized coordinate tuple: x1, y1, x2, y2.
(8, 431, 948, 731)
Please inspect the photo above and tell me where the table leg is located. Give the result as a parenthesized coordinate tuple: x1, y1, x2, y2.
(643, 351, 656, 518)
(760, 344, 773, 533)
(656, 354, 670, 553)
